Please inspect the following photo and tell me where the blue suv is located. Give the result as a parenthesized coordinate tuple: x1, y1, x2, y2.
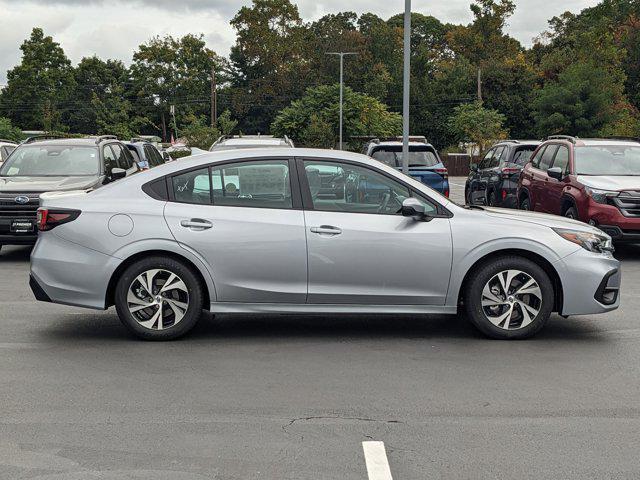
(363, 137, 449, 197)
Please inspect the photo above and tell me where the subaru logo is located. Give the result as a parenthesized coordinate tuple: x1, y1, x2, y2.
(14, 196, 29, 204)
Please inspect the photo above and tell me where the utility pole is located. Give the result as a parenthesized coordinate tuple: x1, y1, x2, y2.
(477, 67, 482, 102)
(211, 65, 217, 127)
(402, 0, 411, 175)
(326, 52, 357, 150)
(170, 104, 178, 140)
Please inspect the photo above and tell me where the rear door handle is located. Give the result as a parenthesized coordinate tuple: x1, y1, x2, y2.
(310, 225, 342, 235)
(180, 218, 213, 230)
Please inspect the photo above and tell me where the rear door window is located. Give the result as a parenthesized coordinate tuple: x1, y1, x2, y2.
(171, 167, 211, 204)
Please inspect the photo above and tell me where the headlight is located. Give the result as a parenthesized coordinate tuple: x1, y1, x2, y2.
(585, 186, 618, 204)
(553, 228, 614, 253)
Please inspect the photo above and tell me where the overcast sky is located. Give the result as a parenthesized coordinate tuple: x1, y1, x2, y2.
(0, 0, 600, 84)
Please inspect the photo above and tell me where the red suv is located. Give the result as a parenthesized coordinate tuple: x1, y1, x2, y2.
(518, 136, 640, 242)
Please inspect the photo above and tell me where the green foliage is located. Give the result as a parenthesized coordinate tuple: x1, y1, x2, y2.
(0, 27, 75, 131)
(0, 117, 23, 142)
(448, 101, 507, 153)
(271, 84, 402, 149)
(180, 114, 221, 150)
(216, 110, 238, 136)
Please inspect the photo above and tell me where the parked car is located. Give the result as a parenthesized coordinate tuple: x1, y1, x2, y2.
(30, 148, 619, 341)
(0, 139, 17, 165)
(124, 138, 167, 170)
(466, 140, 540, 207)
(363, 137, 449, 197)
(518, 136, 640, 242)
(0, 135, 138, 250)
(209, 135, 294, 151)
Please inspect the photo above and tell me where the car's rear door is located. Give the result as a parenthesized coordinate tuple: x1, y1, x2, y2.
(299, 158, 453, 305)
(470, 149, 493, 204)
(163, 157, 308, 303)
(482, 146, 504, 203)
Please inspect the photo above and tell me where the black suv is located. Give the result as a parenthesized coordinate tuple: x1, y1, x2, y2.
(465, 140, 540, 207)
(0, 135, 139, 250)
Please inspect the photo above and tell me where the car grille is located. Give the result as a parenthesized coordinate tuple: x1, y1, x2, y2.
(0, 194, 40, 217)
(612, 191, 640, 217)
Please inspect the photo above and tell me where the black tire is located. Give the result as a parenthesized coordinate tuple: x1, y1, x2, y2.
(114, 256, 204, 340)
(487, 189, 498, 207)
(465, 187, 473, 205)
(520, 196, 530, 211)
(463, 256, 554, 339)
(564, 205, 578, 220)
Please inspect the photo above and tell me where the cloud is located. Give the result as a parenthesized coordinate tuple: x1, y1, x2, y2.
(0, 0, 602, 85)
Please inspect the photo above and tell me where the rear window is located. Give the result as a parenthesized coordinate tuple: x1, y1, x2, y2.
(512, 146, 537, 165)
(370, 146, 439, 168)
(0, 145, 100, 177)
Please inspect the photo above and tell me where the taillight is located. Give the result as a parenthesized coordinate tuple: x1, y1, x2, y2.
(444, 189, 449, 198)
(501, 167, 520, 178)
(37, 208, 81, 231)
(434, 167, 449, 179)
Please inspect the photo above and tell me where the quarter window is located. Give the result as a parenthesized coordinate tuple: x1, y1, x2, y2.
(303, 160, 437, 216)
(172, 167, 211, 204)
(211, 160, 292, 209)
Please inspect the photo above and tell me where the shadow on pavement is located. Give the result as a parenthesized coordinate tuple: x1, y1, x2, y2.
(38, 310, 611, 345)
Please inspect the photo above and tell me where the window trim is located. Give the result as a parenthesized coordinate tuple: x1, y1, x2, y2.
(296, 157, 451, 218)
(165, 157, 302, 210)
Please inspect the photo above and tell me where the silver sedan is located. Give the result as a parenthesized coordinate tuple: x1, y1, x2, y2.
(30, 148, 621, 340)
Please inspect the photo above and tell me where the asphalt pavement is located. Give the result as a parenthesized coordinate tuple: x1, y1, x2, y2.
(1, 180, 640, 479)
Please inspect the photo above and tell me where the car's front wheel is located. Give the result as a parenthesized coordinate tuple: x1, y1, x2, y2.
(114, 256, 204, 340)
(464, 256, 554, 339)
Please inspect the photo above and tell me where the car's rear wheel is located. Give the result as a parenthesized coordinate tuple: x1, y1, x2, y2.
(519, 196, 530, 211)
(114, 256, 204, 340)
(464, 256, 554, 339)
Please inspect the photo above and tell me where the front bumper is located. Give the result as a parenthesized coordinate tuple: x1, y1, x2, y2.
(584, 201, 640, 240)
(554, 248, 621, 316)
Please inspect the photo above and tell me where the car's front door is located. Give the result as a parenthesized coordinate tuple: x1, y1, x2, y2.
(163, 158, 308, 303)
(300, 159, 453, 305)
(534, 144, 559, 212)
(544, 145, 570, 214)
(470, 149, 493, 204)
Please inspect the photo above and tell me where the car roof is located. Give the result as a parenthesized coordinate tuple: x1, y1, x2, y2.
(373, 141, 435, 147)
(17, 138, 106, 147)
(218, 137, 289, 146)
(575, 138, 640, 147)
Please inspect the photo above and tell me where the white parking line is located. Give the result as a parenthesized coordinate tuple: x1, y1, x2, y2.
(362, 441, 393, 480)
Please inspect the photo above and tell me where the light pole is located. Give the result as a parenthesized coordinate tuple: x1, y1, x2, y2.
(326, 52, 357, 150)
(402, 0, 411, 174)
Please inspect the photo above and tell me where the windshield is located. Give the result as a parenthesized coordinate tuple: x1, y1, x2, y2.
(371, 146, 439, 168)
(0, 145, 100, 177)
(575, 145, 640, 176)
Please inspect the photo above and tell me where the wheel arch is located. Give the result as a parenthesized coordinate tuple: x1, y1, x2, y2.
(560, 194, 578, 216)
(105, 249, 213, 310)
(456, 248, 564, 313)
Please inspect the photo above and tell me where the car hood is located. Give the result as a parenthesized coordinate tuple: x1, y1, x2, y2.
(0, 176, 100, 193)
(577, 175, 640, 192)
(481, 207, 602, 234)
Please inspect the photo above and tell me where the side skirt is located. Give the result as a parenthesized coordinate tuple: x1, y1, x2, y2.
(209, 302, 458, 315)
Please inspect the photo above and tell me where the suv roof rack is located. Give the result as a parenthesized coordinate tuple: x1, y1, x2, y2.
(547, 135, 578, 144)
(95, 135, 118, 144)
(130, 137, 148, 144)
(22, 134, 69, 144)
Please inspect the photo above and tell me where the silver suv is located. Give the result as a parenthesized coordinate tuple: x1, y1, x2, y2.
(209, 135, 294, 151)
(30, 148, 620, 341)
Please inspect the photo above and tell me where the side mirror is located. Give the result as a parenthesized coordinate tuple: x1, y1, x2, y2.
(547, 166, 563, 181)
(110, 167, 127, 181)
(470, 163, 478, 172)
(401, 197, 431, 221)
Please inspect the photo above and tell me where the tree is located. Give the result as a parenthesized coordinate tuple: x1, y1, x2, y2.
(0, 117, 22, 142)
(91, 85, 151, 140)
(0, 28, 75, 131)
(180, 114, 221, 150)
(130, 34, 224, 141)
(532, 62, 626, 137)
(271, 84, 402, 149)
(448, 101, 507, 153)
(216, 110, 238, 135)
(229, 0, 311, 133)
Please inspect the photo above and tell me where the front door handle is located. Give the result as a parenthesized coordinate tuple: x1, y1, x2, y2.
(310, 225, 342, 235)
(180, 218, 213, 230)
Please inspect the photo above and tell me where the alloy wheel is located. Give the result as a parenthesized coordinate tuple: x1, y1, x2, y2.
(127, 269, 189, 330)
(480, 269, 542, 330)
